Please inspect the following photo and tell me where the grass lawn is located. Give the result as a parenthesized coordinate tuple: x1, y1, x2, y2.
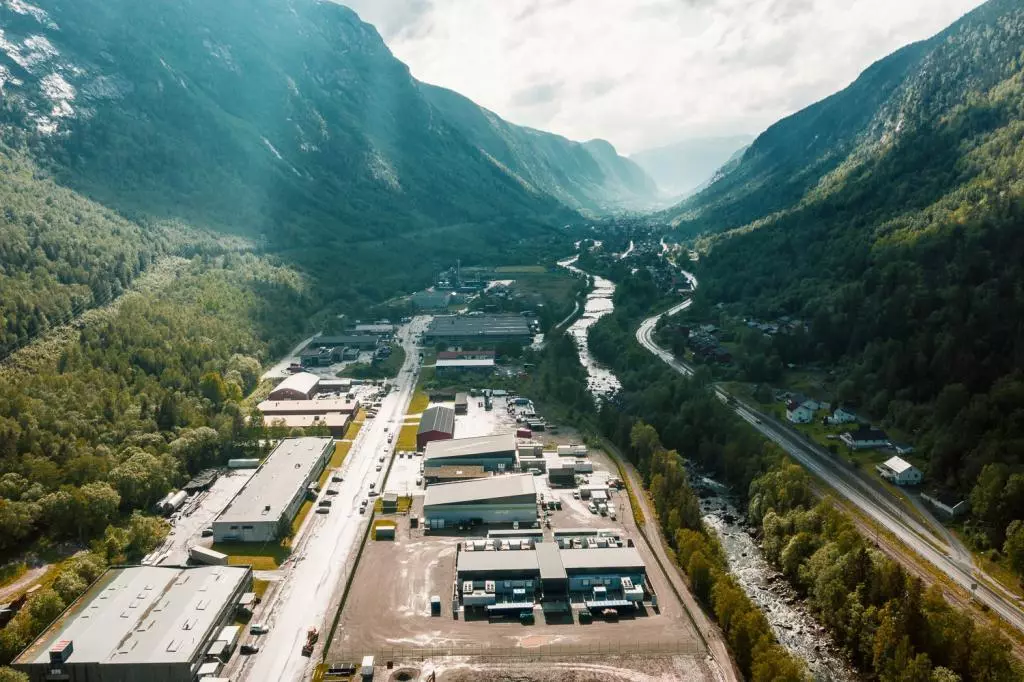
(407, 390, 429, 414)
(316, 437, 358, 488)
(211, 542, 290, 571)
(396, 422, 420, 451)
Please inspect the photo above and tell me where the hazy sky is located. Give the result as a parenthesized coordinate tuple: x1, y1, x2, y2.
(340, 0, 985, 155)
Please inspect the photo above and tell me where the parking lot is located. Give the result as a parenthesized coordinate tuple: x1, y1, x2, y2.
(150, 469, 256, 565)
(330, 446, 701, 661)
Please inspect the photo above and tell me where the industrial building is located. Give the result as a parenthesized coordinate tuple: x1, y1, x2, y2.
(417, 406, 455, 450)
(423, 474, 537, 529)
(260, 412, 354, 437)
(424, 314, 534, 346)
(309, 334, 380, 350)
(269, 372, 321, 401)
(13, 564, 251, 682)
(423, 433, 518, 472)
(423, 465, 488, 485)
(455, 543, 647, 609)
(212, 437, 333, 542)
(435, 357, 497, 374)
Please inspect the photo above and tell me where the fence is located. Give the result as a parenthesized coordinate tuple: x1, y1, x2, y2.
(324, 638, 703, 666)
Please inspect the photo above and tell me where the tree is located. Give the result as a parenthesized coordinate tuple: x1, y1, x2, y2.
(1002, 520, 1024, 575)
(0, 666, 29, 682)
(27, 588, 64, 628)
(0, 499, 38, 550)
(199, 371, 228, 406)
(687, 551, 713, 603)
(108, 450, 173, 510)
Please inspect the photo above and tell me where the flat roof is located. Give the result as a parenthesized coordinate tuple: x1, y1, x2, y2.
(536, 542, 567, 581)
(560, 548, 645, 572)
(424, 433, 517, 463)
(425, 314, 531, 339)
(261, 413, 352, 428)
(314, 334, 378, 345)
(455, 393, 469, 404)
(424, 465, 488, 480)
(257, 398, 359, 415)
(418, 406, 455, 436)
(457, 550, 539, 574)
(425, 474, 536, 507)
(15, 565, 249, 666)
(436, 359, 496, 368)
(271, 373, 319, 396)
(215, 438, 332, 525)
(882, 456, 916, 474)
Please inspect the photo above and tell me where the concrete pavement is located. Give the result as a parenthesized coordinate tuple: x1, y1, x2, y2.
(229, 317, 430, 682)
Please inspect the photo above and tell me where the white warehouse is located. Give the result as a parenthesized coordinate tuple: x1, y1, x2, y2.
(423, 474, 537, 530)
(212, 437, 333, 542)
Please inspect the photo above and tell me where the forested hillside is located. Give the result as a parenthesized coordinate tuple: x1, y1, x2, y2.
(668, 0, 1024, 559)
(421, 85, 660, 213)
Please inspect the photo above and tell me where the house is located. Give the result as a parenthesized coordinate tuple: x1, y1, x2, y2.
(827, 405, 859, 425)
(875, 456, 923, 486)
(840, 427, 889, 450)
(891, 442, 915, 456)
(921, 492, 968, 519)
(786, 400, 815, 424)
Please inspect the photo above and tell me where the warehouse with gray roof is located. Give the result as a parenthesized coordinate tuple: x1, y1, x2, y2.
(212, 437, 333, 542)
(423, 433, 517, 472)
(424, 314, 534, 346)
(13, 564, 251, 682)
(423, 474, 537, 529)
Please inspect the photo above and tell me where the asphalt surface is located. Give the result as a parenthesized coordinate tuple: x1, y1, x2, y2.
(635, 275, 1024, 636)
(231, 317, 430, 682)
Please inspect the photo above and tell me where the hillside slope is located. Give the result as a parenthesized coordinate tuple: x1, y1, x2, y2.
(677, 0, 1024, 525)
(422, 84, 660, 213)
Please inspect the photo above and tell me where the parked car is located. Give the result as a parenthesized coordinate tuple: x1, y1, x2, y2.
(376, 465, 382, 472)
(240, 644, 260, 655)
(331, 471, 343, 482)
(315, 507, 330, 514)
(250, 623, 269, 635)
(201, 527, 214, 537)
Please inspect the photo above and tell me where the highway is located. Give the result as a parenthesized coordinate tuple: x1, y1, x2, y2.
(635, 277, 1024, 636)
(231, 317, 430, 682)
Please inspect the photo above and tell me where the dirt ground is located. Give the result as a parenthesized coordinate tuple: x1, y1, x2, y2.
(331, 460, 701, 662)
(429, 656, 716, 682)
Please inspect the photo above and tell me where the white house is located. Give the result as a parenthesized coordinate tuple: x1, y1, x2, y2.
(876, 456, 923, 486)
(840, 427, 889, 450)
(786, 399, 815, 424)
(827, 406, 859, 425)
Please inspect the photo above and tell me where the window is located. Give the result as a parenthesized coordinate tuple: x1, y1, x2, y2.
(242, 525, 254, 529)
(230, 525, 239, 530)
(582, 580, 590, 587)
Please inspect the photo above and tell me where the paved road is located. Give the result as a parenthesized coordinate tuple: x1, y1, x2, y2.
(635, 281, 1024, 636)
(232, 317, 430, 682)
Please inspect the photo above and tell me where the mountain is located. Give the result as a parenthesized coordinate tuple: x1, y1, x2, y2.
(675, 0, 1024, 512)
(630, 135, 752, 198)
(421, 85, 660, 213)
(0, 0, 650, 258)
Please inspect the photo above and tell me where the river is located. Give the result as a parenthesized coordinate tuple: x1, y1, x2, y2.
(557, 254, 621, 400)
(562, 251, 857, 681)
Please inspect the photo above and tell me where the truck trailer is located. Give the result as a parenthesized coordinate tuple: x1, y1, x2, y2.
(189, 545, 229, 566)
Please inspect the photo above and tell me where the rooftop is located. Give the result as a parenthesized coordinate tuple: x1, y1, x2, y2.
(559, 547, 645, 572)
(536, 541, 567, 581)
(847, 427, 889, 441)
(881, 456, 916, 474)
(260, 413, 352, 429)
(272, 372, 319, 396)
(425, 314, 531, 339)
(425, 474, 536, 507)
(456, 550, 539, 574)
(15, 565, 250, 667)
(438, 350, 496, 359)
(257, 398, 359, 415)
(424, 433, 517, 463)
(215, 438, 333, 524)
(435, 359, 496, 368)
(313, 334, 378, 346)
(424, 465, 488, 481)
(418, 406, 455, 436)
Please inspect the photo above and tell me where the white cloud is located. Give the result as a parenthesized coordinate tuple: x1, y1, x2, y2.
(340, 0, 985, 154)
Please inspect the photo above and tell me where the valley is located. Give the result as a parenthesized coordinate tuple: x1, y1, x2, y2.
(1, 0, 1024, 681)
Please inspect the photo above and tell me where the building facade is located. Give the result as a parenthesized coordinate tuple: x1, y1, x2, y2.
(424, 474, 537, 529)
(212, 437, 333, 542)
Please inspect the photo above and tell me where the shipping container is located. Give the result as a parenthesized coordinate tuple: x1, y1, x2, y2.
(228, 458, 260, 469)
(189, 545, 229, 566)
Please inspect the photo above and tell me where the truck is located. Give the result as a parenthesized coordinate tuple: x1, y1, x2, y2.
(301, 626, 319, 657)
(361, 655, 375, 677)
(189, 545, 228, 566)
